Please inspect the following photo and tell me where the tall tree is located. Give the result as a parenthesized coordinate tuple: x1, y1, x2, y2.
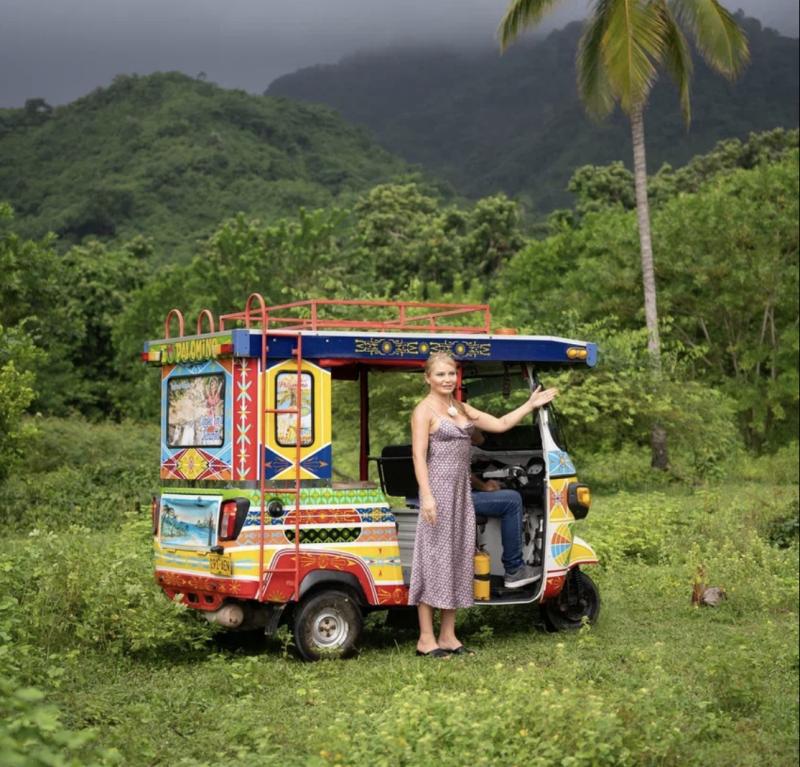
(499, 0, 749, 468)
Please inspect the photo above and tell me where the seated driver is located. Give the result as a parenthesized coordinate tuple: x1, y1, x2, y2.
(471, 428, 539, 589)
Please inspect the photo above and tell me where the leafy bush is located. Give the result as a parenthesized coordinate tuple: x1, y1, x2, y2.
(0, 324, 39, 484)
(766, 502, 799, 549)
(0, 679, 113, 767)
(0, 519, 213, 658)
(584, 491, 687, 566)
(0, 418, 157, 531)
(306, 673, 724, 767)
(579, 445, 675, 492)
(725, 441, 800, 484)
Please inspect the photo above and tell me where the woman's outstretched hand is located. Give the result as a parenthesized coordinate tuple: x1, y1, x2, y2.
(420, 494, 437, 525)
(528, 385, 558, 410)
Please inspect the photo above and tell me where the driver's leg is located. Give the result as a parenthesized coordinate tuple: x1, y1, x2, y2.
(471, 489, 524, 573)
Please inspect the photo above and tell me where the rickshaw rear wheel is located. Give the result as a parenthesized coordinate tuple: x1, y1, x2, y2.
(292, 589, 362, 661)
(543, 569, 600, 632)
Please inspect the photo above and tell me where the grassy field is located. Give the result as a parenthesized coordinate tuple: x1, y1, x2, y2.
(1, 422, 797, 766)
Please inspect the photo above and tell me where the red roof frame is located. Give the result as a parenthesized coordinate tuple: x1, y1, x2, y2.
(214, 296, 491, 335)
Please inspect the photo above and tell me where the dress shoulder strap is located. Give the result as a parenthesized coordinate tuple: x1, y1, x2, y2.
(424, 403, 442, 423)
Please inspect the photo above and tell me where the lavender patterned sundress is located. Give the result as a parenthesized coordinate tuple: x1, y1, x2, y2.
(408, 416, 475, 609)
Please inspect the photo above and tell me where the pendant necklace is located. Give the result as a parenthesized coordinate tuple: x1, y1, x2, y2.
(446, 399, 459, 418)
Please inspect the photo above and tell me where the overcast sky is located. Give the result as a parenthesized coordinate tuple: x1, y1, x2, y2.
(1, 0, 797, 108)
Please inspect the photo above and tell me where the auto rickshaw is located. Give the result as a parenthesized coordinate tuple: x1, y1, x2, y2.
(143, 297, 600, 660)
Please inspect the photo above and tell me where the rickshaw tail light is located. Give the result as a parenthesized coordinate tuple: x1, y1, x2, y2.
(566, 347, 588, 360)
(219, 501, 238, 540)
(577, 487, 591, 507)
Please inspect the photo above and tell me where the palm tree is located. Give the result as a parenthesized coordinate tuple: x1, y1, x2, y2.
(499, 0, 749, 468)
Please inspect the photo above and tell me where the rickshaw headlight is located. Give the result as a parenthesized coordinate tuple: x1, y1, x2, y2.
(567, 483, 591, 519)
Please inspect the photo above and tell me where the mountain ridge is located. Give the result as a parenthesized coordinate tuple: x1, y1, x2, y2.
(267, 16, 799, 214)
(0, 71, 412, 261)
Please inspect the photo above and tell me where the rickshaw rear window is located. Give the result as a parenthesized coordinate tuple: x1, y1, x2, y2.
(275, 372, 314, 447)
(167, 374, 225, 448)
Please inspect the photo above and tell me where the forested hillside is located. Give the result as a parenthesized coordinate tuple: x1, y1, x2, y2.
(267, 15, 798, 214)
(0, 72, 411, 261)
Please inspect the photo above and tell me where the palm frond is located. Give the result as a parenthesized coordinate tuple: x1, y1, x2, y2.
(601, 0, 668, 113)
(577, 0, 616, 118)
(658, 1, 693, 125)
(498, 0, 565, 51)
(671, 0, 749, 78)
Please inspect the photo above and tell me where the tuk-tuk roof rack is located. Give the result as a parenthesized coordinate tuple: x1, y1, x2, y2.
(219, 297, 491, 335)
(164, 296, 493, 339)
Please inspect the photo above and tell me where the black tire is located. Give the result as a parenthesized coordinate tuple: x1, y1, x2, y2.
(292, 589, 362, 661)
(543, 568, 601, 631)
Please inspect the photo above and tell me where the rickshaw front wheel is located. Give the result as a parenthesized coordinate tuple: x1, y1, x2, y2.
(543, 568, 600, 632)
(293, 589, 363, 661)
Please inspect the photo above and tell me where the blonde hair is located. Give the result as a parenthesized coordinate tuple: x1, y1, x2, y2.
(424, 352, 466, 416)
(424, 351, 457, 375)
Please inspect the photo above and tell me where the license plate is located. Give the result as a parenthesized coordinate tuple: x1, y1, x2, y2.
(209, 553, 233, 576)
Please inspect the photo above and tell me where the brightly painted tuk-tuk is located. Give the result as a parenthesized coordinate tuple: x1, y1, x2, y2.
(143, 297, 600, 659)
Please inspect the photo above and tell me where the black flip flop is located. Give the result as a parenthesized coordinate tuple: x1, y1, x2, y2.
(416, 648, 450, 658)
(445, 645, 476, 656)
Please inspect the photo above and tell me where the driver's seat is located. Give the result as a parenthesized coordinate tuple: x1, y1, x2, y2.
(376, 444, 488, 525)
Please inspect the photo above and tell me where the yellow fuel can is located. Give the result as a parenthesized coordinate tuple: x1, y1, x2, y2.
(474, 548, 491, 601)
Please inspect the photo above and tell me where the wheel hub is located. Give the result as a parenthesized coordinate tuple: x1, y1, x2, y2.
(312, 609, 349, 648)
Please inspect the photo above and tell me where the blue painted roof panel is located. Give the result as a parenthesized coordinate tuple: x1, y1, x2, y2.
(230, 329, 596, 367)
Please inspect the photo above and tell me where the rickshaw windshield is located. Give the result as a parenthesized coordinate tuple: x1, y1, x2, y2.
(462, 364, 568, 452)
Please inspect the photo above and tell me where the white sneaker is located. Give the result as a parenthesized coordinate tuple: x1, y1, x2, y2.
(504, 565, 540, 589)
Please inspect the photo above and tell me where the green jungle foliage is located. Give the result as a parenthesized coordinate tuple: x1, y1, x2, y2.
(0, 72, 411, 261)
(500, 136, 800, 451)
(4, 130, 795, 463)
(0, 420, 797, 765)
(267, 16, 798, 216)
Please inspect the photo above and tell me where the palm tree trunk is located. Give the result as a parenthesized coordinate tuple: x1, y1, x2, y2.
(630, 104, 669, 470)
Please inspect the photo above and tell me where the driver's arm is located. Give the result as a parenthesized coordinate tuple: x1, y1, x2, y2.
(471, 473, 501, 492)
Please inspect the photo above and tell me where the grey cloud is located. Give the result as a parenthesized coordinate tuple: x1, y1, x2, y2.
(1, 0, 797, 107)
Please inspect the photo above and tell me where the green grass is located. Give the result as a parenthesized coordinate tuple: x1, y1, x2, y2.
(0, 425, 797, 766)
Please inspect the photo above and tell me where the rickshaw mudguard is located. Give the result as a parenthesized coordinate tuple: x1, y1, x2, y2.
(259, 548, 408, 607)
(567, 535, 598, 567)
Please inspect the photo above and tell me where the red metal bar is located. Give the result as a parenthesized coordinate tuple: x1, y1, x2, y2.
(292, 335, 303, 600)
(164, 308, 185, 339)
(244, 292, 267, 329)
(196, 309, 215, 335)
(217, 298, 491, 334)
(257, 304, 268, 600)
(359, 367, 369, 482)
(260, 318, 490, 333)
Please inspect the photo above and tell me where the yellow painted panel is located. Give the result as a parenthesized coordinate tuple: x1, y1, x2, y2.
(568, 536, 598, 565)
(265, 359, 332, 480)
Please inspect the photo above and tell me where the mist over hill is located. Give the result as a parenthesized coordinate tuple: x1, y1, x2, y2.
(0, 72, 411, 261)
(267, 16, 799, 214)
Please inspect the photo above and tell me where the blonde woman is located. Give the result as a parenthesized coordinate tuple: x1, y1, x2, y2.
(409, 352, 557, 657)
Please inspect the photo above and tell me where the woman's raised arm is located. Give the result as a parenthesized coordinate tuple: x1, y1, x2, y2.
(464, 386, 558, 434)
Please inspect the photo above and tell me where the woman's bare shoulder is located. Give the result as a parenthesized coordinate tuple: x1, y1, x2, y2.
(411, 400, 431, 421)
